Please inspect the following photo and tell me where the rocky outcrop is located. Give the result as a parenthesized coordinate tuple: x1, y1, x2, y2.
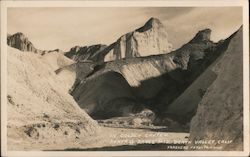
(102, 17, 174, 62)
(172, 28, 215, 71)
(190, 29, 212, 43)
(164, 29, 235, 123)
(7, 32, 37, 52)
(65, 44, 107, 62)
(7, 32, 63, 55)
(189, 27, 243, 150)
(69, 28, 227, 120)
(7, 47, 99, 150)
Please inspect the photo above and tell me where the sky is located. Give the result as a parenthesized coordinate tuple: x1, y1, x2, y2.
(7, 7, 242, 51)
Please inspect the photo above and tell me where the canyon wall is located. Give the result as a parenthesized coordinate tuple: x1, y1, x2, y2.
(189, 27, 243, 150)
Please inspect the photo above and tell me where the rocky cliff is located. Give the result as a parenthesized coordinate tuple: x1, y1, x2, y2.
(189, 27, 243, 150)
(7, 32, 63, 55)
(102, 18, 174, 62)
(7, 32, 37, 52)
(65, 44, 107, 62)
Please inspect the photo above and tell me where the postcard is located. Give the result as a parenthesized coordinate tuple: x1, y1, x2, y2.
(1, 0, 249, 156)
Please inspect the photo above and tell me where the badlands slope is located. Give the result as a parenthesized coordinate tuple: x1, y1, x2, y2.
(189, 27, 243, 150)
(7, 47, 99, 150)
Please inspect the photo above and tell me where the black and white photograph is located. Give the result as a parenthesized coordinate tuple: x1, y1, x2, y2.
(1, 0, 249, 156)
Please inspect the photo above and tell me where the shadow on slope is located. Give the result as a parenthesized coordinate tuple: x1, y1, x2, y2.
(189, 26, 243, 151)
(71, 71, 145, 119)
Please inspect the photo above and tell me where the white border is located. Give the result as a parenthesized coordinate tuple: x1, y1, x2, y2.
(1, 0, 249, 156)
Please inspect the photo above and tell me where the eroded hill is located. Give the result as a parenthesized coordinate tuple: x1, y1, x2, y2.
(7, 47, 99, 150)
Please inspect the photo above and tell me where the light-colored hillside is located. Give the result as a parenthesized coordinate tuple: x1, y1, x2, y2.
(7, 47, 99, 150)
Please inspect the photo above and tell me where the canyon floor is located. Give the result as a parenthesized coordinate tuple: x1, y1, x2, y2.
(9, 121, 189, 151)
(63, 126, 189, 151)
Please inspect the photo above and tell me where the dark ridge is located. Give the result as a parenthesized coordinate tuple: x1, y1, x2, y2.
(7, 32, 37, 52)
(190, 28, 212, 43)
(7, 32, 62, 55)
(65, 44, 107, 62)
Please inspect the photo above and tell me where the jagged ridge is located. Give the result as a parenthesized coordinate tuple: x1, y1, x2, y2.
(7, 32, 63, 55)
(65, 44, 107, 62)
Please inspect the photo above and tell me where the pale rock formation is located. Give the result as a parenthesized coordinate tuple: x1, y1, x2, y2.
(103, 17, 174, 62)
(7, 47, 99, 150)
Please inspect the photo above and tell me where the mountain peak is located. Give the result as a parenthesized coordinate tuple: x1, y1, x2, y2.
(190, 28, 212, 43)
(7, 32, 37, 52)
(15, 32, 25, 35)
(70, 46, 81, 52)
(7, 32, 62, 55)
(146, 17, 162, 26)
(136, 17, 164, 32)
(13, 32, 27, 38)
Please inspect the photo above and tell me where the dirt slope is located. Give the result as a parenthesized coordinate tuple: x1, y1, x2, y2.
(7, 47, 99, 150)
